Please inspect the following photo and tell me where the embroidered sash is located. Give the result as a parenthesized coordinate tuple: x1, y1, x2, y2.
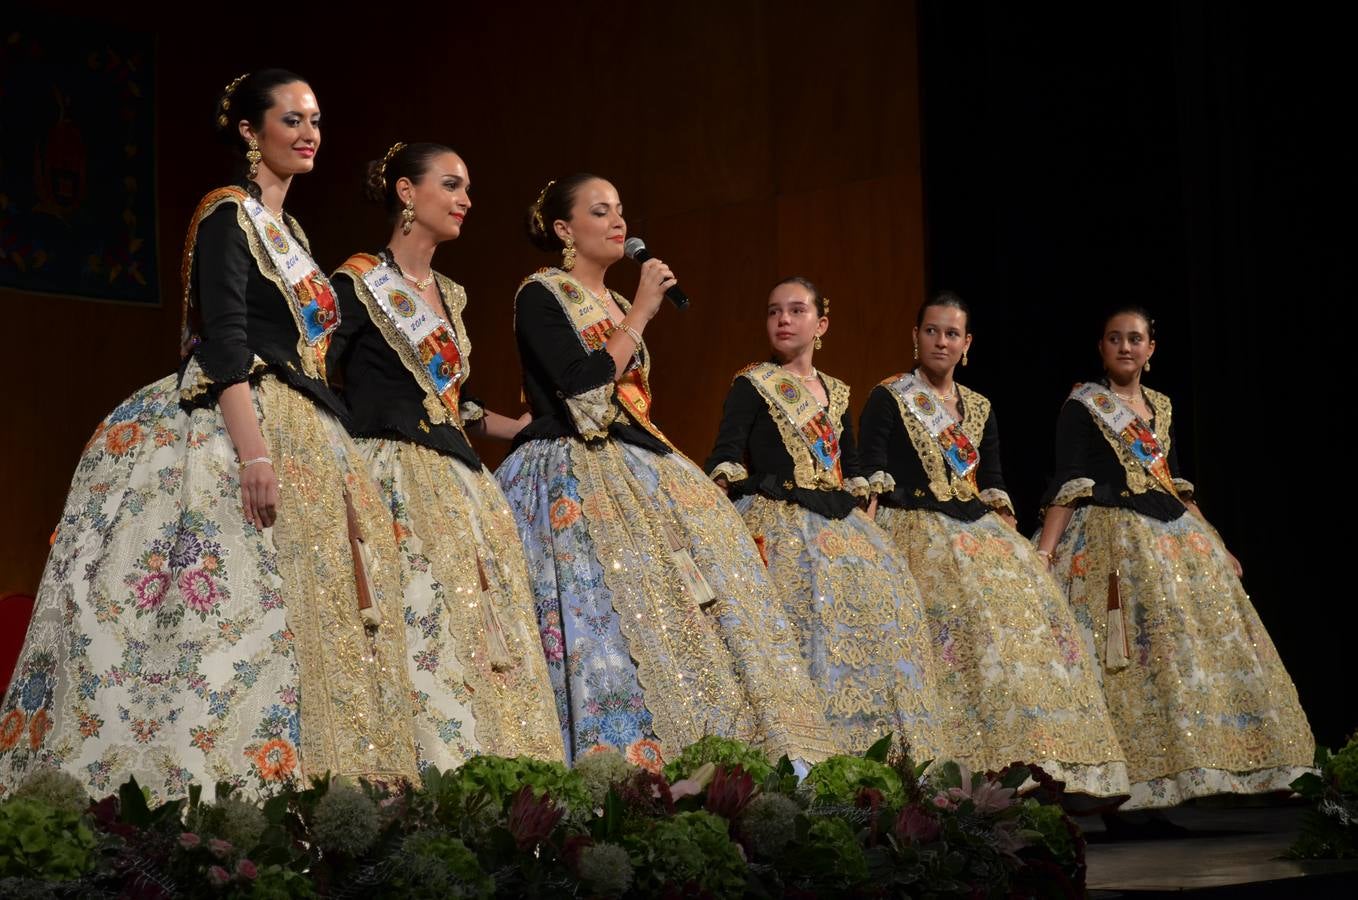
(337, 253, 467, 426)
(1071, 382, 1180, 499)
(180, 187, 339, 378)
(886, 372, 979, 489)
(525, 270, 671, 447)
(741, 363, 843, 485)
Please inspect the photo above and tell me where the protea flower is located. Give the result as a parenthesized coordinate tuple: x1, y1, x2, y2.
(507, 786, 563, 851)
(704, 765, 756, 819)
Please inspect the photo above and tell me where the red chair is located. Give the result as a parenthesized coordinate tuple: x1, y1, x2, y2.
(0, 594, 36, 698)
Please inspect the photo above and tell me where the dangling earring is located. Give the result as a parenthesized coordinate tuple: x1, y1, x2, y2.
(814, 335, 823, 351)
(912, 342, 919, 361)
(561, 236, 576, 271)
(962, 350, 969, 367)
(246, 137, 262, 180)
(401, 198, 416, 235)
(1143, 360, 1151, 374)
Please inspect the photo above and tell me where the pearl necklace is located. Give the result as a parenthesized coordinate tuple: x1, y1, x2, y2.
(782, 366, 820, 383)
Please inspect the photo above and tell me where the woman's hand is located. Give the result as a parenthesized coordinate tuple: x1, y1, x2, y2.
(998, 510, 1018, 530)
(631, 257, 676, 322)
(866, 496, 879, 519)
(240, 459, 278, 530)
(714, 476, 730, 496)
(1226, 550, 1244, 578)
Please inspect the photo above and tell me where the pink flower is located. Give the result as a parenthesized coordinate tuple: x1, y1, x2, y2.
(235, 858, 257, 880)
(136, 572, 171, 610)
(208, 837, 233, 859)
(944, 766, 1017, 815)
(180, 568, 219, 614)
(208, 865, 230, 886)
(894, 804, 941, 844)
(541, 626, 565, 662)
(932, 793, 953, 810)
(178, 831, 201, 849)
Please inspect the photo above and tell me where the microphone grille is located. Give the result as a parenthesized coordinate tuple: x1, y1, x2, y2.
(623, 237, 646, 260)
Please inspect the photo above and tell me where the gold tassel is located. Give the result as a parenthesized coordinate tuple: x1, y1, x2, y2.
(475, 555, 516, 672)
(343, 488, 382, 628)
(662, 519, 717, 610)
(1105, 568, 1131, 671)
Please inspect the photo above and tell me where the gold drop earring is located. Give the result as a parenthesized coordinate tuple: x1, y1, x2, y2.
(912, 342, 919, 361)
(246, 137, 262, 180)
(562, 236, 576, 271)
(401, 198, 416, 235)
(814, 335, 823, 350)
(962, 349, 969, 367)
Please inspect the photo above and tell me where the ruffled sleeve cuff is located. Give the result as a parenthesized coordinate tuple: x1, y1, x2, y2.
(564, 381, 621, 440)
(460, 399, 487, 424)
(866, 471, 896, 496)
(179, 354, 267, 407)
(844, 476, 871, 499)
(1048, 477, 1095, 509)
(979, 488, 1015, 517)
(710, 461, 749, 485)
(1172, 477, 1195, 500)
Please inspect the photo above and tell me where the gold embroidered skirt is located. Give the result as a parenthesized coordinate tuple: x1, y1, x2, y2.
(734, 495, 948, 759)
(877, 507, 1130, 798)
(0, 370, 417, 803)
(1047, 504, 1314, 808)
(356, 438, 563, 767)
(496, 437, 835, 769)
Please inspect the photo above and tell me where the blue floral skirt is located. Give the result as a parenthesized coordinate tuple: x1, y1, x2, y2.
(734, 495, 947, 758)
(496, 438, 835, 769)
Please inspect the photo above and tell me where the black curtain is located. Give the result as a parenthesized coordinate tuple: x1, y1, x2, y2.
(919, 2, 1350, 747)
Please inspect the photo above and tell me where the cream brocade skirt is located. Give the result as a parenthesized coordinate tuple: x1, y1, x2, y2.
(0, 369, 417, 804)
(356, 439, 563, 767)
(878, 506, 1130, 799)
(1046, 504, 1313, 808)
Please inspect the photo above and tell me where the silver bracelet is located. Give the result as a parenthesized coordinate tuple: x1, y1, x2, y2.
(240, 456, 272, 469)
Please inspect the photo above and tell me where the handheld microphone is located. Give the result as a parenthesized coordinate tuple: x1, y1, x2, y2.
(623, 237, 690, 310)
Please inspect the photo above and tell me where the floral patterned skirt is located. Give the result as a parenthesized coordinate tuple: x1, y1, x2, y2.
(1047, 505, 1313, 808)
(735, 496, 947, 759)
(356, 439, 563, 769)
(0, 369, 417, 804)
(878, 507, 1130, 798)
(495, 438, 835, 769)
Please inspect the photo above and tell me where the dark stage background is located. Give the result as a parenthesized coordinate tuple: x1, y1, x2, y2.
(1, 3, 1349, 746)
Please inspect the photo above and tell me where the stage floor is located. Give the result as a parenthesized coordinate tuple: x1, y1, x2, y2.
(1083, 801, 1358, 897)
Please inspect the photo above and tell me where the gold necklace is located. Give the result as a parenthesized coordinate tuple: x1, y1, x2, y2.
(781, 365, 819, 383)
(917, 371, 955, 401)
(403, 271, 435, 292)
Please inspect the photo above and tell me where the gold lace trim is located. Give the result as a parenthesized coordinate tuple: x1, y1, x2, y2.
(867, 471, 896, 495)
(742, 366, 852, 492)
(710, 461, 748, 485)
(388, 442, 564, 760)
(1049, 478, 1096, 508)
(890, 380, 990, 502)
(1085, 387, 1175, 496)
(335, 259, 472, 430)
(978, 488, 1014, 515)
(257, 378, 417, 781)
